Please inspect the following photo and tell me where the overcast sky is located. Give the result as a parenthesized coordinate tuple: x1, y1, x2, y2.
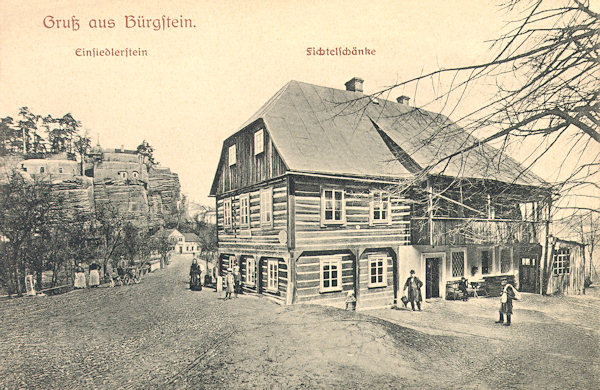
(1, 0, 597, 210)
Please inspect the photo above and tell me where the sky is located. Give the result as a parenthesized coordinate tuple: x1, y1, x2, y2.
(1, 0, 597, 211)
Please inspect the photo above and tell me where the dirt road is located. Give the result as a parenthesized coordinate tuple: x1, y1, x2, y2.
(1, 255, 598, 389)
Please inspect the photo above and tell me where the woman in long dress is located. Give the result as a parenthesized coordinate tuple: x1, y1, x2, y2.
(89, 262, 100, 287)
(74, 263, 86, 289)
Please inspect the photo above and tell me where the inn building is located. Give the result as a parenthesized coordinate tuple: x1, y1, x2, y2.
(209, 78, 552, 309)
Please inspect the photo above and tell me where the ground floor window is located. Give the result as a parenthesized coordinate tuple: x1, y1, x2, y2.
(481, 250, 491, 274)
(451, 250, 465, 278)
(368, 256, 387, 287)
(246, 258, 256, 286)
(552, 248, 570, 276)
(320, 256, 342, 292)
(267, 259, 278, 291)
(500, 248, 511, 273)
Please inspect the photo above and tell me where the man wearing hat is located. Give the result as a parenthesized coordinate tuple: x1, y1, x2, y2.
(403, 270, 423, 311)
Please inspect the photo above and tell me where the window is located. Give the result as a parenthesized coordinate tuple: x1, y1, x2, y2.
(132, 171, 139, 179)
(320, 256, 342, 292)
(129, 202, 138, 212)
(500, 248, 511, 273)
(246, 257, 256, 285)
(228, 144, 236, 166)
(451, 250, 465, 278)
(267, 259, 278, 291)
(223, 198, 232, 228)
(321, 189, 345, 224)
(119, 171, 128, 180)
(260, 188, 272, 227)
(178, 237, 183, 242)
(58, 167, 63, 173)
(370, 191, 391, 224)
(239, 194, 250, 228)
(553, 248, 570, 275)
(39, 166, 45, 173)
(254, 129, 264, 155)
(481, 250, 491, 274)
(368, 256, 387, 287)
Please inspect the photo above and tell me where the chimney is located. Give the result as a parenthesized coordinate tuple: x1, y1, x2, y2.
(345, 77, 364, 92)
(396, 95, 410, 105)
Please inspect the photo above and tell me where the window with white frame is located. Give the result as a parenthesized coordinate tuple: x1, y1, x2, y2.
(239, 194, 250, 228)
(223, 198, 232, 228)
(260, 188, 273, 227)
(370, 191, 391, 224)
(368, 256, 387, 287)
(119, 171, 127, 179)
(320, 256, 342, 292)
(451, 250, 465, 278)
(254, 129, 264, 155)
(500, 248, 511, 273)
(267, 259, 278, 291)
(553, 248, 570, 275)
(321, 189, 345, 224)
(132, 171, 139, 179)
(246, 257, 256, 285)
(228, 144, 236, 166)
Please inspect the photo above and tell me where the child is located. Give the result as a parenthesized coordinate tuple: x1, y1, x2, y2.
(345, 291, 356, 311)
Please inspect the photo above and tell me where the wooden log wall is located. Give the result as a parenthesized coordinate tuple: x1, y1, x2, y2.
(292, 177, 411, 250)
(258, 257, 287, 303)
(295, 253, 354, 308)
(216, 179, 288, 253)
(358, 251, 395, 308)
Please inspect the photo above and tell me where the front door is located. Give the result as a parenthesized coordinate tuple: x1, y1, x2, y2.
(425, 257, 441, 298)
(519, 257, 538, 293)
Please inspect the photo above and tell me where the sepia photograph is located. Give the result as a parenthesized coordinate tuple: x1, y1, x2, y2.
(0, 0, 598, 388)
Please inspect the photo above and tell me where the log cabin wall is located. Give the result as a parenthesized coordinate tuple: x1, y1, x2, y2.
(358, 249, 396, 308)
(291, 176, 411, 251)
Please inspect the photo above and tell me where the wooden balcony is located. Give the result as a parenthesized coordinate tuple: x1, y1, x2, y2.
(411, 217, 541, 246)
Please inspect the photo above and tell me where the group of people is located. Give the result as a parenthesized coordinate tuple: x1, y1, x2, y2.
(189, 258, 242, 299)
(400, 270, 521, 326)
(73, 262, 101, 289)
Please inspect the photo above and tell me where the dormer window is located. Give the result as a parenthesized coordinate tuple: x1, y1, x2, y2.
(254, 129, 264, 155)
(228, 144, 237, 166)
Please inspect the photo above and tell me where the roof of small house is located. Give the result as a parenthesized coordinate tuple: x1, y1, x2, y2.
(182, 233, 201, 242)
(211, 80, 546, 195)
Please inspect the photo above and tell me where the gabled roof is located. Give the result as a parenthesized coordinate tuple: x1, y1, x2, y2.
(182, 232, 201, 242)
(211, 80, 546, 195)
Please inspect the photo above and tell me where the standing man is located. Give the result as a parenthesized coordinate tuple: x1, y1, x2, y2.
(403, 270, 423, 311)
(496, 279, 519, 326)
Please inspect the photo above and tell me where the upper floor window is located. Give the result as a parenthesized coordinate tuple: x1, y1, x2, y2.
(254, 129, 264, 155)
(58, 167, 63, 173)
(368, 255, 387, 288)
(132, 171, 139, 179)
(228, 144, 236, 166)
(321, 189, 345, 225)
(553, 248, 570, 276)
(370, 191, 391, 224)
(223, 198, 232, 228)
(119, 171, 128, 180)
(260, 188, 273, 227)
(39, 166, 45, 173)
(239, 194, 250, 228)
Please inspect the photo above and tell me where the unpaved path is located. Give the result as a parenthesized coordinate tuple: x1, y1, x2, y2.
(1, 255, 598, 389)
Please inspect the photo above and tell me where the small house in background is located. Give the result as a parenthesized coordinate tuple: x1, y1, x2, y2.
(165, 229, 201, 256)
(210, 78, 553, 309)
(548, 237, 586, 295)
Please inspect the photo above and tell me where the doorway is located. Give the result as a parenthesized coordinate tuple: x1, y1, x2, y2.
(425, 257, 441, 298)
(519, 257, 538, 293)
